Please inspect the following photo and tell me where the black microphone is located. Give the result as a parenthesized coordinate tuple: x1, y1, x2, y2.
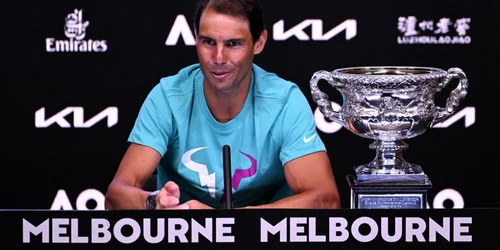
(222, 145, 233, 209)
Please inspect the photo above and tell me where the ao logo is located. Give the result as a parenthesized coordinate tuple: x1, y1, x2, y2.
(49, 188, 463, 210)
(50, 189, 105, 210)
(430, 188, 464, 209)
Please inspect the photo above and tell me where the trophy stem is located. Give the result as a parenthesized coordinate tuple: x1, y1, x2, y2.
(369, 140, 408, 172)
(354, 140, 425, 183)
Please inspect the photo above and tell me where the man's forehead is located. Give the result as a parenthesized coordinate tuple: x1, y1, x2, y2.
(198, 10, 251, 39)
(200, 9, 250, 27)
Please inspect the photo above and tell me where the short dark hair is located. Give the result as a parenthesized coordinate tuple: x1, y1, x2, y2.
(193, 0, 266, 43)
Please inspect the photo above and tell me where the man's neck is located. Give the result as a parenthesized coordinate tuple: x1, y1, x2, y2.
(204, 79, 251, 124)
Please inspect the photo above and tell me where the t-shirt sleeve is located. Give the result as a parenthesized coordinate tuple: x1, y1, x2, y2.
(279, 85, 326, 165)
(127, 84, 172, 157)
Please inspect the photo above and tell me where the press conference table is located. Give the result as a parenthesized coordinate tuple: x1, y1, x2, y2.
(2, 208, 498, 250)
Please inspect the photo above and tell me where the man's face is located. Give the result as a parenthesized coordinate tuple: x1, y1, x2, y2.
(196, 9, 266, 92)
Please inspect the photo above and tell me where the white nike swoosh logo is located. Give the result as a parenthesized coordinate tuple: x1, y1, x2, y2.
(181, 147, 216, 198)
(303, 134, 316, 143)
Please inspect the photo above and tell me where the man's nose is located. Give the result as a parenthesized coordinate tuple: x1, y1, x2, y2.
(212, 45, 227, 64)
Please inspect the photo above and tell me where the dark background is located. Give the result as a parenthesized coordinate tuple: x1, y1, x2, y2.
(3, 0, 497, 209)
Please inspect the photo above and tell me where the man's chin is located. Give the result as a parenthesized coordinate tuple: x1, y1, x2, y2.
(209, 81, 236, 93)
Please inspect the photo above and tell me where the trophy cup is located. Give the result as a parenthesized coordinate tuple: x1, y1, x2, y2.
(310, 66, 468, 209)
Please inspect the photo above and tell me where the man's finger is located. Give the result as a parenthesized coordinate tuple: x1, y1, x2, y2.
(164, 181, 180, 198)
(158, 195, 179, 207)
(168, 203, 190, 210)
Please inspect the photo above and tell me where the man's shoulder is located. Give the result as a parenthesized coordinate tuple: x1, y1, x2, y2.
(252, 64, 302, 103)
(153, 64, 201, 97)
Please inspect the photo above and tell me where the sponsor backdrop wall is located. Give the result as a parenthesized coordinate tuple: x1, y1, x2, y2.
(4, 0, 497, 210)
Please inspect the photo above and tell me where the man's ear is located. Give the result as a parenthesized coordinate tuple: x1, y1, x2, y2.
(253, 29, 267, 55)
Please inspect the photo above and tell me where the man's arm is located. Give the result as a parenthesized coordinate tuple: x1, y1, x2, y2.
(245, 151, 340, 209)
(105, 143, 161, 210)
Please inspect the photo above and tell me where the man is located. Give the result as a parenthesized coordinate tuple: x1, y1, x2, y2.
(105, 0, 340, 210)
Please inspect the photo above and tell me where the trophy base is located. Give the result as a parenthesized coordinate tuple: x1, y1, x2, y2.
(347, 175, 432, 209)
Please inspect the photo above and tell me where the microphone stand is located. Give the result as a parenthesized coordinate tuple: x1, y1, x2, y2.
(222, 145, 233, 209)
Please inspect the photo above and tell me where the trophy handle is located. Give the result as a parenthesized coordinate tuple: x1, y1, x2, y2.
(433, 67, 469, 125)
(309, 70, 348, 128)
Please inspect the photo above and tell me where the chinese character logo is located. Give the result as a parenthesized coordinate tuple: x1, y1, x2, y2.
(454, 18, 471, 36)
(397, 16, 471, 44)
(434, 18, 451, 34)
(398, 16, 419, 36)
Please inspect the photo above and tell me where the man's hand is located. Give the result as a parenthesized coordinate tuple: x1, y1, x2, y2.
(156, 181, 189, 209)
(181, 200, 213, 209)
(155, 181, 213, 209)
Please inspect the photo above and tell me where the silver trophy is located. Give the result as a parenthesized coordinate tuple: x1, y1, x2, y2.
(310, 66, 468, 208)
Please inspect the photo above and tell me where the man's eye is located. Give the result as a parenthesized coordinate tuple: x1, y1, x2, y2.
(227, 41, 241, 47)
(203, 39, 215, 45)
